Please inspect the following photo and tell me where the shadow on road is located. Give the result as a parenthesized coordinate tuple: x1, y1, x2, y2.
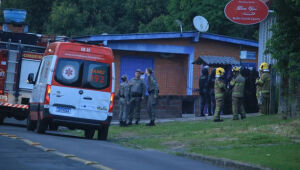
(3, 122, 26, 128)
(2, 120, 88, 141)
(45, 131, 85, 140)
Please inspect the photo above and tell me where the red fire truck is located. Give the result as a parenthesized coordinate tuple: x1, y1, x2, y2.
(0, 32, 45, 124)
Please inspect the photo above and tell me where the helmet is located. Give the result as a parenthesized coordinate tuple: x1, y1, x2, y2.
(216, 67, 225, 77)
(232, 66, 240, 72)
(260, 62, 268, 71)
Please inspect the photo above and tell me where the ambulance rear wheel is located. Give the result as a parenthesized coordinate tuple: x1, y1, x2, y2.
(97, 125, 109, 141)
(36, 114, 48, 134)
(26, 114, 37, 131)
(84, 129, 95, 139)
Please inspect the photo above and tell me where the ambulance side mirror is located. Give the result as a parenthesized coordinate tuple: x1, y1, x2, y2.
(27, 73, 35, 84)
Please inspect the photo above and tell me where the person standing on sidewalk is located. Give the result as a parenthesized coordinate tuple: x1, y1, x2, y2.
(230, 66, 246, 120)
(256, 62, 271, 115)
(199, 66, 211, 116)
(209, 68, 216, 115)
(118, 75, 130, 127)
(214, 67, 226, 122)
(127, 69, 146, 125)
(145, 68, 159, 126)
(255, 68, 263, 113)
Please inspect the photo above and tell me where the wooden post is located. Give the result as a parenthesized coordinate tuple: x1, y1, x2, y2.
(269, 68, 277, 114)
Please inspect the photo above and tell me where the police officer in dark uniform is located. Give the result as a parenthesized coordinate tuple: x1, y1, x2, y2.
(127, 69, 146, 125)
(145, 68, 159, 126)
(209, 68, 216, 115)
(118, 75, 130, 127)
(199, 66, 211, 116)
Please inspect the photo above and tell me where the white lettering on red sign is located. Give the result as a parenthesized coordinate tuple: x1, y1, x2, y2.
(81, 47, 91, 52)
(225, 0, 269, 25)
(64, 53, 104, 60)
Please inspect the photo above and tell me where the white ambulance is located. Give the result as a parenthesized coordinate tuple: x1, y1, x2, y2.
(27, 42, 115, 140)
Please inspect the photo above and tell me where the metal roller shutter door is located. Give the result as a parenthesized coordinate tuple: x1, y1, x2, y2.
(120, 56, 154, 93)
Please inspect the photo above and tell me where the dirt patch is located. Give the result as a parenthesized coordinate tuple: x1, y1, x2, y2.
(291, 138, 300, 143)
(163, 140, 185, 150)
(271, 119, 300, 138)
(118, 131, 137, 138)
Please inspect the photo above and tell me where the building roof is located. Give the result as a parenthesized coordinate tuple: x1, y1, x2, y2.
(73, 31, 258, 47)
(192, 56, 240, 66)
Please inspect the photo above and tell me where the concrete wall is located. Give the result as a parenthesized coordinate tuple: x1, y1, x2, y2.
(112, 95, 200, 120)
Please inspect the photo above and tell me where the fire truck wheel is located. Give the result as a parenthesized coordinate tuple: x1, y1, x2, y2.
(97, 125, 109, 141)
(36, 114, 48, 134)
(0, 115, 5, 125)
(26, 114, 37, 131)
(84, 129, 95, 139)
(49, 123, 58, 131)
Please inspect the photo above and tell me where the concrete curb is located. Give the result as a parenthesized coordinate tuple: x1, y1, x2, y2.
(177, 152, 271, 170)
(111, 113, 261, 125)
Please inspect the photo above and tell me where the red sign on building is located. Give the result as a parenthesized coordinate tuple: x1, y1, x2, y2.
(224, 0, 269, 25)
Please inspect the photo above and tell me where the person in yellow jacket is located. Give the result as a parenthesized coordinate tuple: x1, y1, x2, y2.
(255, 68, 263, 112)
(256, 62, 271, 115)
(214, 67, 226, 122)
(230, 66, 246, 120)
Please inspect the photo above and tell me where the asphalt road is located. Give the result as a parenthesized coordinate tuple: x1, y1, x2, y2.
(0, 119, 228, 170)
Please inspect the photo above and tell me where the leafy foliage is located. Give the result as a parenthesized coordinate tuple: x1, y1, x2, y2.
(0, 0, 258, 39)
(265, 0, 300, 80)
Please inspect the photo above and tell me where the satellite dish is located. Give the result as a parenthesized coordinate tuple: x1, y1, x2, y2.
(193, 16, 209, 32)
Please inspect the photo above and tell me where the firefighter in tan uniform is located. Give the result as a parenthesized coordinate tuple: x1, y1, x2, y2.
(230, 66, 246, 120)
(214, 67, 226, 122)
(118, 75, 130, 127)
(127, 69, 146, 125)
(256, 62, 271, 115)
(145, 68, 159, 126)
(255, 68, 263, 112)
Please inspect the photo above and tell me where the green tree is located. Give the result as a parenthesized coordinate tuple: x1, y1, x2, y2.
(266, 0, 300, 80)
(47, 1, 85, 36)
(140, 0, 258, 39)
(120, 0, 169, 33)
(1, 0, 258, 39)
(47, 0, 126, 36)
(265, 0, 300, 118)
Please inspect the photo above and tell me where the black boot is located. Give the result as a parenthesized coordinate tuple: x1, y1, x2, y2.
(119, 121, 123, 127)
(135, 120, 139, 125)
(146, 120, 155, 126)
(122, 121, 128, 127)
(127, 120, 132, 126)
(214, 119, 223, 122)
